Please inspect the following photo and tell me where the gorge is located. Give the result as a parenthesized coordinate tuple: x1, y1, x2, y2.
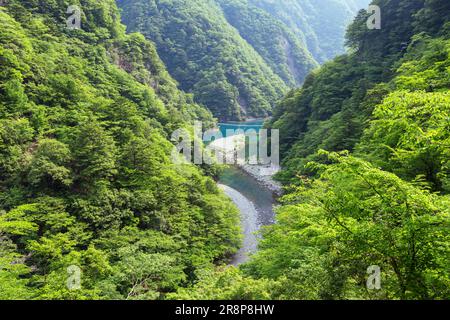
(0, 0, 448, 301)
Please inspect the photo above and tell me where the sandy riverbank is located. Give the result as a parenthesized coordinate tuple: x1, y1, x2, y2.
(218, 184, 259, 265)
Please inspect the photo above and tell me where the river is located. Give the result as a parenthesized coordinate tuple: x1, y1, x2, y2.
(219, 162, 277, 265)
(213, 120, 278, 265)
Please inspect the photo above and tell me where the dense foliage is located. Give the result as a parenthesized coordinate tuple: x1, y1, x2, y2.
(0, 0, 241, 299)
(244, 152, 450, 299)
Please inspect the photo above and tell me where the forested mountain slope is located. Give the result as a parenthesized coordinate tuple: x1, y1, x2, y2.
(270, 0, 449, 182)
(170, 0, 450, 300)
(249, 0, 372, 63)
(117, 0, 289, 121)
(117, 0, 368, 120)
(216, 0, 318, 87)
(0, 0, 240, 299)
